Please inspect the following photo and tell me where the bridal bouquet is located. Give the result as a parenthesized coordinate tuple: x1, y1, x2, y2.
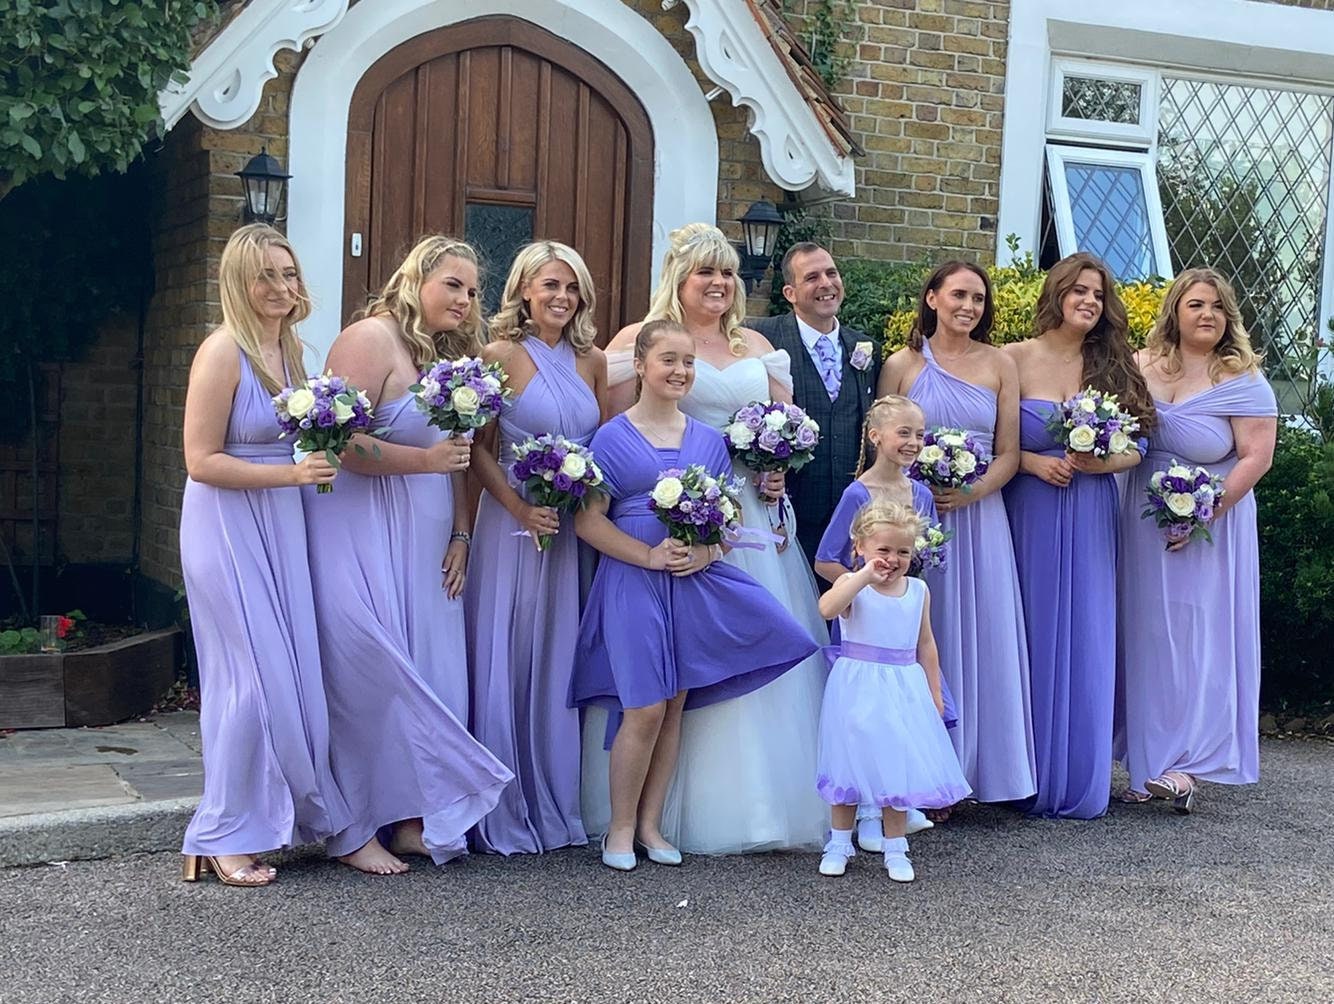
(410, 357, 509, 435)
(509, 434, 605, 551)
(1044, 387, 1141, 457)
(723, 401, 821, 473)
(272, 373, 376, 493)
(1141, 462, 1226, 547)
(910, 520, 954, 575)
(908, 427, 991, 492)
(649, 465, 745, 547)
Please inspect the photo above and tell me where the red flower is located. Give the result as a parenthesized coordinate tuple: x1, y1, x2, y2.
(56, 616, 75, 639)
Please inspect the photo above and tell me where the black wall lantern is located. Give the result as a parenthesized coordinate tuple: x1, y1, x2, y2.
(236, 146, 291, 225)
(735, 198, 787, 293)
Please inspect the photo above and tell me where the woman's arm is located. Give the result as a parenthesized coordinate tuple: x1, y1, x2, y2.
(818, 566, 871, 620)
(1215, 415, 1277, 520)
(814, 559, 852, 585)
(604, 324, 641, 416)
(573, 492, 681, 569)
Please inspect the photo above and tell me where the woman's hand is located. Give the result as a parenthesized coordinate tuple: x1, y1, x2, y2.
(425, 435, 471, 474)
(441, 539, 468, 598)
(1027, 454, 1074, 488)
(930, 486, 973, 514)
(755, 471, 785, 504)
(646, 538, 687, 571)
(292, 453, 338, 487)
(1067, 449, 1141, 476)
(516, 504, 561, 540)
(670, 543, 717, 578)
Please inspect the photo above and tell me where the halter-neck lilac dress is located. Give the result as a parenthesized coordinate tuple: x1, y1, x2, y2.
(570, 415, 819, 734)
(303, 385, 513, 864)
(466, 335, 600, 855)
(180, 348, 350, 856)
(1004, 399, 1120, 819)
(1116, 374, 1276, 793)
(908, 342, 1037, 802)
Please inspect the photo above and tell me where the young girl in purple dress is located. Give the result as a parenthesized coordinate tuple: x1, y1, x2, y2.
(570, 319, 818, 872)
(816, 500, 970, 883)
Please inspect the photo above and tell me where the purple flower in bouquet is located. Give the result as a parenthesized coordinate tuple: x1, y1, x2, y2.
(1043, 387, 1141, 458)
(723, 400, 821, 474)
(272, 372, 377, 493)
(908, 427, 992, 491)
(1142, 461, 1225, 548)
(411, 356, 510, 435)
(508, 434, 604, 551)
(649, 465, 744, 546)
(909, 520, 953, 576)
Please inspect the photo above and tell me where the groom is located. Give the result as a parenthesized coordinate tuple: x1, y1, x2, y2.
(749, 242, 880, 566)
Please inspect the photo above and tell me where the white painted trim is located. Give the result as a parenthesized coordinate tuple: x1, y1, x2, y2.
(1044, 144, 1172, 281)
(676, 0, 855, 197)
(159, 0, 349, 130)
(284, 0, 719, 357)
(1046, 59, 1157, 148)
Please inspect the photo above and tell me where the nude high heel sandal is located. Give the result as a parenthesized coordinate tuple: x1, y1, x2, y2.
(181, 854, 274, 887)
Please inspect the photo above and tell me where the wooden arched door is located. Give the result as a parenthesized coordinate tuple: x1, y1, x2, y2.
(343, 16, 654, 345)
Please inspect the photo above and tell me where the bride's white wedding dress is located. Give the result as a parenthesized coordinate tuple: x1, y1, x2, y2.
(580, 349, 829, 853)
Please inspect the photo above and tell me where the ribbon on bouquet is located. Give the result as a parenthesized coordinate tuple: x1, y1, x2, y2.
(723, 524, 786, 551)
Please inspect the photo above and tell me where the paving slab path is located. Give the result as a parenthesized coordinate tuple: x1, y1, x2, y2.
(0, 736, 1330, 1003)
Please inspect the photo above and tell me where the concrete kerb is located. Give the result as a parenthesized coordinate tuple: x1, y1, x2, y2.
(0, 796, 198, 869)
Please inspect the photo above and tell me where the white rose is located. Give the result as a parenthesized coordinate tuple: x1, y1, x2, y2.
(1067, 425, 1097, 452)
(1149, 471, 1165, 489)
(332, 398, 354, 423)
(652, 477, 684, 508)
(1079, 397, 1098, 413)
(952, 451, 978, 475)
(418, 377, 440, 401)
(285, 388, 315, 419)
(356, 391, 372, 411)
(918, 444, 945, 464)
(1166, 492, 1196, 517)
(763, 411, 787, 430)
(451, 385, 480, 416)
(1167, 464, 1193, 480)
(720, 498, 737, 522)
(482, 375, 502, 395)
(1108, 430, 1131, 454)
(1195, 486, 1215, 504)
(801, 418, 819, 433)
(560, 453, 588, 480)
(914, 536, 928, 552)
(939, 432, 966, 449)
(588, 462, 604, 486)
(726, 422, 755, 448)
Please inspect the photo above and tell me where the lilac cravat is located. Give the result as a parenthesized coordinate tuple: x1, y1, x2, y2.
(814, 335, 841, 400)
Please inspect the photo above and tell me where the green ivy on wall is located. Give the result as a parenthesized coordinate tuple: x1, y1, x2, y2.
(777, 0, 851, 91)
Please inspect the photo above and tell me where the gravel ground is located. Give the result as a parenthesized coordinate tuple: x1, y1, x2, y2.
(1, 737, 1331, 1004)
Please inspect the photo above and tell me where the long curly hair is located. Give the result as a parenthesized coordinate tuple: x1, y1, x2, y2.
(357, 235, 484, 371)
(1146, 267, 1261, 382)
(646, 223, 747, 356)
(488, 241, 598, 353)
(908, 260, 995, 350)
(1034, 252, 1156, 431)
(217, 223, 310, 395)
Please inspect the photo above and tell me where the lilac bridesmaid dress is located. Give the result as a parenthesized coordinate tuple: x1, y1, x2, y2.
(1116, 374, 1276, 793)
(908, 343, 1037, 802)
(814, 479, 937, 571)
(465, 336, 600, 854)
(570, 415, 819, 732)
(303, 391, 513, 864)
(180, 349, 350, 856)
(1004, 400, 1119, 819)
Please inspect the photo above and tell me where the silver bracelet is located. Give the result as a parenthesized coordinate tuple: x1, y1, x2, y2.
(450, 531, 472, 546)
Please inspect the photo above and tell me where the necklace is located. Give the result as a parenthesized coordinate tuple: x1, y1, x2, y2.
(634, 416, 684, 447)
(932, 342, 975, 363)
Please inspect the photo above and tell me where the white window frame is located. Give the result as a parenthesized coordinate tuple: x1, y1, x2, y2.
(1045, 144, 1173, 281)
(1047, 58, 1157, 148)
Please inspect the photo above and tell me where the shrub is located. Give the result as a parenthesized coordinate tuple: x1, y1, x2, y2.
(834, 258, 932, 340)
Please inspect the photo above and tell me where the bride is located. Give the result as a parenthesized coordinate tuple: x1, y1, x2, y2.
(582, 223, 829, 854)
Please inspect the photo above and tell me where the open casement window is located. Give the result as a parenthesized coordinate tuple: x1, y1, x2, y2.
(1044, 145, 1173, 282)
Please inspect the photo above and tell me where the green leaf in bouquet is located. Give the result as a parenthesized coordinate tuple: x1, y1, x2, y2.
(325, 447, 341, 469)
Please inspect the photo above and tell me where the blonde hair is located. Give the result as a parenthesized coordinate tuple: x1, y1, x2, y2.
(489, 241, 598, 353)
(218, 223, 309, 395)
(1146, 267, 1261, 382)
(855, 394, 924, 476)
(359, 235, 484, 370)
(850, 499, 924, 548)
(646, 223, 747, 356)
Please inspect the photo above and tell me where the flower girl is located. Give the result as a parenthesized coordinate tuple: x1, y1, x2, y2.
(815, 500, 970, 882)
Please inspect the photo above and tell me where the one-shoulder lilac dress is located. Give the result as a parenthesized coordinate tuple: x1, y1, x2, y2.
(180, 349, 350, 856)
(1004, 400, 1119, 819)
(909, 343, 1036, 802)
(465, 336, 600, 855)
(303, 389, 513, 864)
(1116, 374, 1276, 793)
(570, 415, 819, 733)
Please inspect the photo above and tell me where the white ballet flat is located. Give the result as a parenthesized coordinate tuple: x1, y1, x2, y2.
(856, 817, 883, 853)
(905, 808, 934, 835)
(818, 838, 856, 877)
(600, 835, 637, 872)
(883, 837, 914, 882)
(634, 840, 682, 867)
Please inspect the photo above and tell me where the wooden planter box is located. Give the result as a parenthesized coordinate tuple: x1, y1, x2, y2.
(0, 628, 180, 730)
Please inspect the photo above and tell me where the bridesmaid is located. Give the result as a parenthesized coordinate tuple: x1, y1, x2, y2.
(306, 235, 513, 874)
(1116, 268, 1276, 812)
(1002, 252, 1155, 820)
(466, 241, 606, 854)
(571, 319, 818, 870)
(179, 224, 349, 886)
(879, 262, 1037, 807)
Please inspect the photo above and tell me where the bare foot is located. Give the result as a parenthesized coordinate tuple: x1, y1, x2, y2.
(388, 819, 431, 859)
(338, 837, 409, 876)
(211, 854, 275, 885)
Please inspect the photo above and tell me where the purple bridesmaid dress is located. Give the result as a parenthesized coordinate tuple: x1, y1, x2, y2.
(909, 343, 1037, 802)
(180, 349, 350, 856)
(1005, 400, 1119, 819)
(570, 415, 819, 731)
(303, 391, 513, 864)
(465, 336, 600, 854)
(1116, 374, 1276, 792)
(814, 479, 937, 571)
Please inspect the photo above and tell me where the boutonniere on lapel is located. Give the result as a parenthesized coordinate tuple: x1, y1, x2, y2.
(850, 341, 874, 372)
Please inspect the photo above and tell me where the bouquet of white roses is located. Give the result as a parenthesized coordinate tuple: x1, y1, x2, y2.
(272, 373, 376, 494)
(1141, 461, 1226, 547)
(910, 520, 954, 575)
(509, 434, 604, 551)
(649, 465, 745, 547)
(908, 427, 991, 492)
(410, 357, 509, 435)
(1044, 386, 1141, 457)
